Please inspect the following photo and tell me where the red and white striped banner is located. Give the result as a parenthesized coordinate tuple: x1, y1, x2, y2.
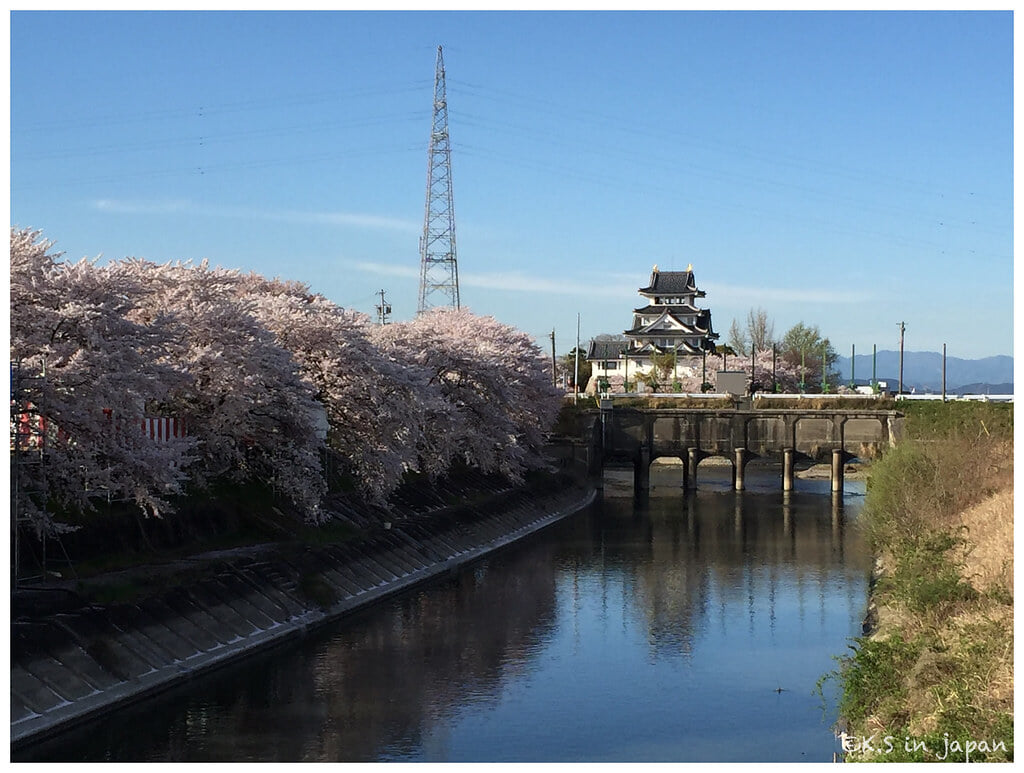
(139, 417, 187, 442)
(12, 410, 186, 450)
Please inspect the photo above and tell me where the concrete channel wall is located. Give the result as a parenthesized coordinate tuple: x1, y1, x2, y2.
(11, 484, 596, 749)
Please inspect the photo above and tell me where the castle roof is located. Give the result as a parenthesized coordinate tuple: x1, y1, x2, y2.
(624, 309, 713, 337)
(633, 303, 704, 316)
(586, 339, 628, 361)
(639, 267, 704, 296)
(630, 340, 709, 356)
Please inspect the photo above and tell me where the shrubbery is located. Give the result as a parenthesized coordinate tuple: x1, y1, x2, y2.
(833, 401, 1013, 761)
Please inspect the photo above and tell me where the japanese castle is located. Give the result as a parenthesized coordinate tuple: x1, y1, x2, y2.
(586, 265, 719, 387)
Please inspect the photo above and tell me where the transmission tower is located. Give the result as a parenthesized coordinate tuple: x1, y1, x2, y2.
(417, 45, 460, 314)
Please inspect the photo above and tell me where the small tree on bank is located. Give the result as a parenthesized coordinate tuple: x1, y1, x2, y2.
(728, 307, 777, 355)
(780, 321, 839, 391)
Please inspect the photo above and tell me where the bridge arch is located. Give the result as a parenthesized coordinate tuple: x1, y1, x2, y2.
(792, 415, 840, 462)
(840, 416, 889, 461)
(648, 454, 688, 494)
(743, 415, 789, 461)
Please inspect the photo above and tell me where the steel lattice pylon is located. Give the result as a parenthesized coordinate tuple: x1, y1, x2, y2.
(417, 45, 460, 314)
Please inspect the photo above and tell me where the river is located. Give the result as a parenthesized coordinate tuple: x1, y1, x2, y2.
(16, 465, 871, 762)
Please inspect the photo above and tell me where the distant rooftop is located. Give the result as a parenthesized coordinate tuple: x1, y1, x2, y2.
(586, 339, 628, 360)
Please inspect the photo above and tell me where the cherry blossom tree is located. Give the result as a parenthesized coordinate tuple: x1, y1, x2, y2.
(10, 229, 193, 532)
(237, 275, 428, 504)
(372, 308, 562, 482)
(110, 259, 327, 519)
(12, 229, 566, 530)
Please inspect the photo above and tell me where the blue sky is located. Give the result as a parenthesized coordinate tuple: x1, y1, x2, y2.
(10, 10, 1014, 358)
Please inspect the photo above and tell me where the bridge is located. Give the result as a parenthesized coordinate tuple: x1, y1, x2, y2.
(578, 400, 903, 495)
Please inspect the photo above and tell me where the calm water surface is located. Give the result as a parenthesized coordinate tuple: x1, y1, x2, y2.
(18, 468, 871, 762)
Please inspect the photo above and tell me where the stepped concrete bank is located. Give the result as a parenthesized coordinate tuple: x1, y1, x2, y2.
(11, 483, 596, 749)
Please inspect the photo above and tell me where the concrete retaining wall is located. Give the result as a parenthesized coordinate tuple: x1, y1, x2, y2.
(11, 485, 596, 749)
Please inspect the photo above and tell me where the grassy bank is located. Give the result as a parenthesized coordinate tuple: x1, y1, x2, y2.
(834, 401, 1013, 762)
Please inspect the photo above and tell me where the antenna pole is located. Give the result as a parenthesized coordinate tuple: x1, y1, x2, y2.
(375, 289, 391, 326)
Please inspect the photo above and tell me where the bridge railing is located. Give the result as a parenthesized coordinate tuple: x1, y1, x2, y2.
(596, 392, 733, 399)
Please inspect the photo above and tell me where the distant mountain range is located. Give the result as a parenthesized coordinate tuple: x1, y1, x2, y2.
(834, 350, 1013, 394)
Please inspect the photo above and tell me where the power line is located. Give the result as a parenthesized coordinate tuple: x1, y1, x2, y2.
(20, 80, 433, 134)
(449, 142, 1011, 262)
(14, 144, 420, 191)
(19, 111, 429, 163)
(449, 109, 1008, 239)
(448, 78, 1008, 208)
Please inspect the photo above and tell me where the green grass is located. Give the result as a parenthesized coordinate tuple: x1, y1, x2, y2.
(756, 396, 897, 410)
(898, 399, 1013, 440)
(836, 624, 1014, 762)
(832, 401, 1014, 762)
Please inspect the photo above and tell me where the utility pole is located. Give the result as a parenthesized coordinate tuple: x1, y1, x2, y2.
(872, 344, 877, 393)
(897, 321, 906, 395)
(942, 343, 947, 401)
(550, 329, 557, 388)
(821, 342, 828, 393)
(850, 344, 855, 389)
(417, 45, 460, 314)
(772, 344, 777, 393)
(375, 289, 391, 326)
(574, 313, 580, 404)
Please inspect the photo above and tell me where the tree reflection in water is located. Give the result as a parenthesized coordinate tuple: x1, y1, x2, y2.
(19, 475, 870, 763)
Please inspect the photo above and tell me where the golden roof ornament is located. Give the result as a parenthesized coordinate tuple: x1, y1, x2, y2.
(653, 264, 659, 272)
(687, 263, 693, 272)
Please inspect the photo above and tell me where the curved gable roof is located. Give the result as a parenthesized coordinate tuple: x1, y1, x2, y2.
(639, 269, 697, 295)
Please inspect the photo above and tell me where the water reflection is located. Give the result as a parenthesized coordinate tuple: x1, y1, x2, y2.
(18, 474, 870, 763)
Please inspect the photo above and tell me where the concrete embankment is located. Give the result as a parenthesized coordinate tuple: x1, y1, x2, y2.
(11, 484, 596, 749)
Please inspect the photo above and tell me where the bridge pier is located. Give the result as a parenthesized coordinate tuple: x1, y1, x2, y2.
(635, 447, 650, 496)
(782, 448, 795, 492)
(734, 448, 748, 491)
(831, 448, 844, 494)
(687, 447, 701, 487)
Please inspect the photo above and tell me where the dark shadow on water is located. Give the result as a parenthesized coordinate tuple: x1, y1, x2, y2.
(17, 481, 871, 763)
